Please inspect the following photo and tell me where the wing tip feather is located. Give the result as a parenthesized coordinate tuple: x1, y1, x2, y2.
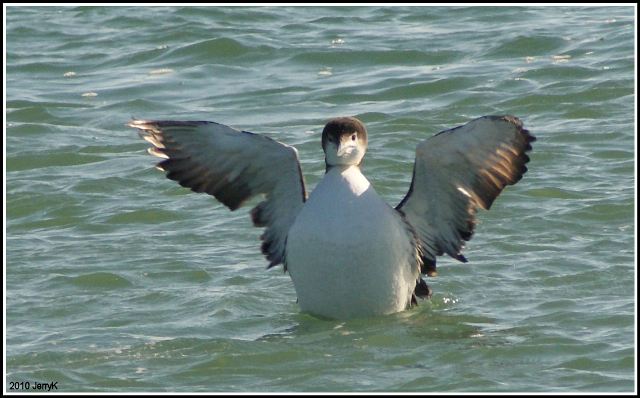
(147, 146, 169, 159)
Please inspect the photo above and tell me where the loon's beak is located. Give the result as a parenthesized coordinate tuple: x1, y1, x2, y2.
(337, 141, 357, 158)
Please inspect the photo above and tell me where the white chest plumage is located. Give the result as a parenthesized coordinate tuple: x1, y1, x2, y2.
(285, 166, 419, 319)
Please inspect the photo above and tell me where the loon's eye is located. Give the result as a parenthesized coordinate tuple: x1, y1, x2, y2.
(351, 134, 357, 141)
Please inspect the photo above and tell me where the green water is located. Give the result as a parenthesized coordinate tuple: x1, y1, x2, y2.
(5, 5, 636, 393)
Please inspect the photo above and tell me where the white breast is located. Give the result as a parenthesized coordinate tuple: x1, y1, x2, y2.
(285, 166, 419, 319)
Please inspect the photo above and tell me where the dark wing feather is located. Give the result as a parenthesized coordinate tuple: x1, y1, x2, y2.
(130, 120, 307, 268)
(396, 115, 535, 274)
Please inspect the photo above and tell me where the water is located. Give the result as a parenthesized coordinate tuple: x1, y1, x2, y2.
(5, 5, 636, 393)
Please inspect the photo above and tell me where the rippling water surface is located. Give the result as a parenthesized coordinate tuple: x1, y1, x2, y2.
(5, 6, 636, 392)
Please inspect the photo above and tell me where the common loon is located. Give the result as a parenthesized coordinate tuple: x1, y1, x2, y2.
(130, 115, 535, 319)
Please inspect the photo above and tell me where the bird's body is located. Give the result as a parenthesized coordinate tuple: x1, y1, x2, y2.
(130, 115, 535, 320)
(286, 165, 419, 319)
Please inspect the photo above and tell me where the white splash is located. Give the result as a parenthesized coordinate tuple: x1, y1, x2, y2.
(318, 67, 333, 77)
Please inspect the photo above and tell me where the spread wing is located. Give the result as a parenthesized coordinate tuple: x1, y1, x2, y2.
(129, 120, 307, 268)
(396, 115, 535, 275)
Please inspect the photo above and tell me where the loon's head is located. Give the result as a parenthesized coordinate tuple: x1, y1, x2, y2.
(321, 117, 368, 169)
